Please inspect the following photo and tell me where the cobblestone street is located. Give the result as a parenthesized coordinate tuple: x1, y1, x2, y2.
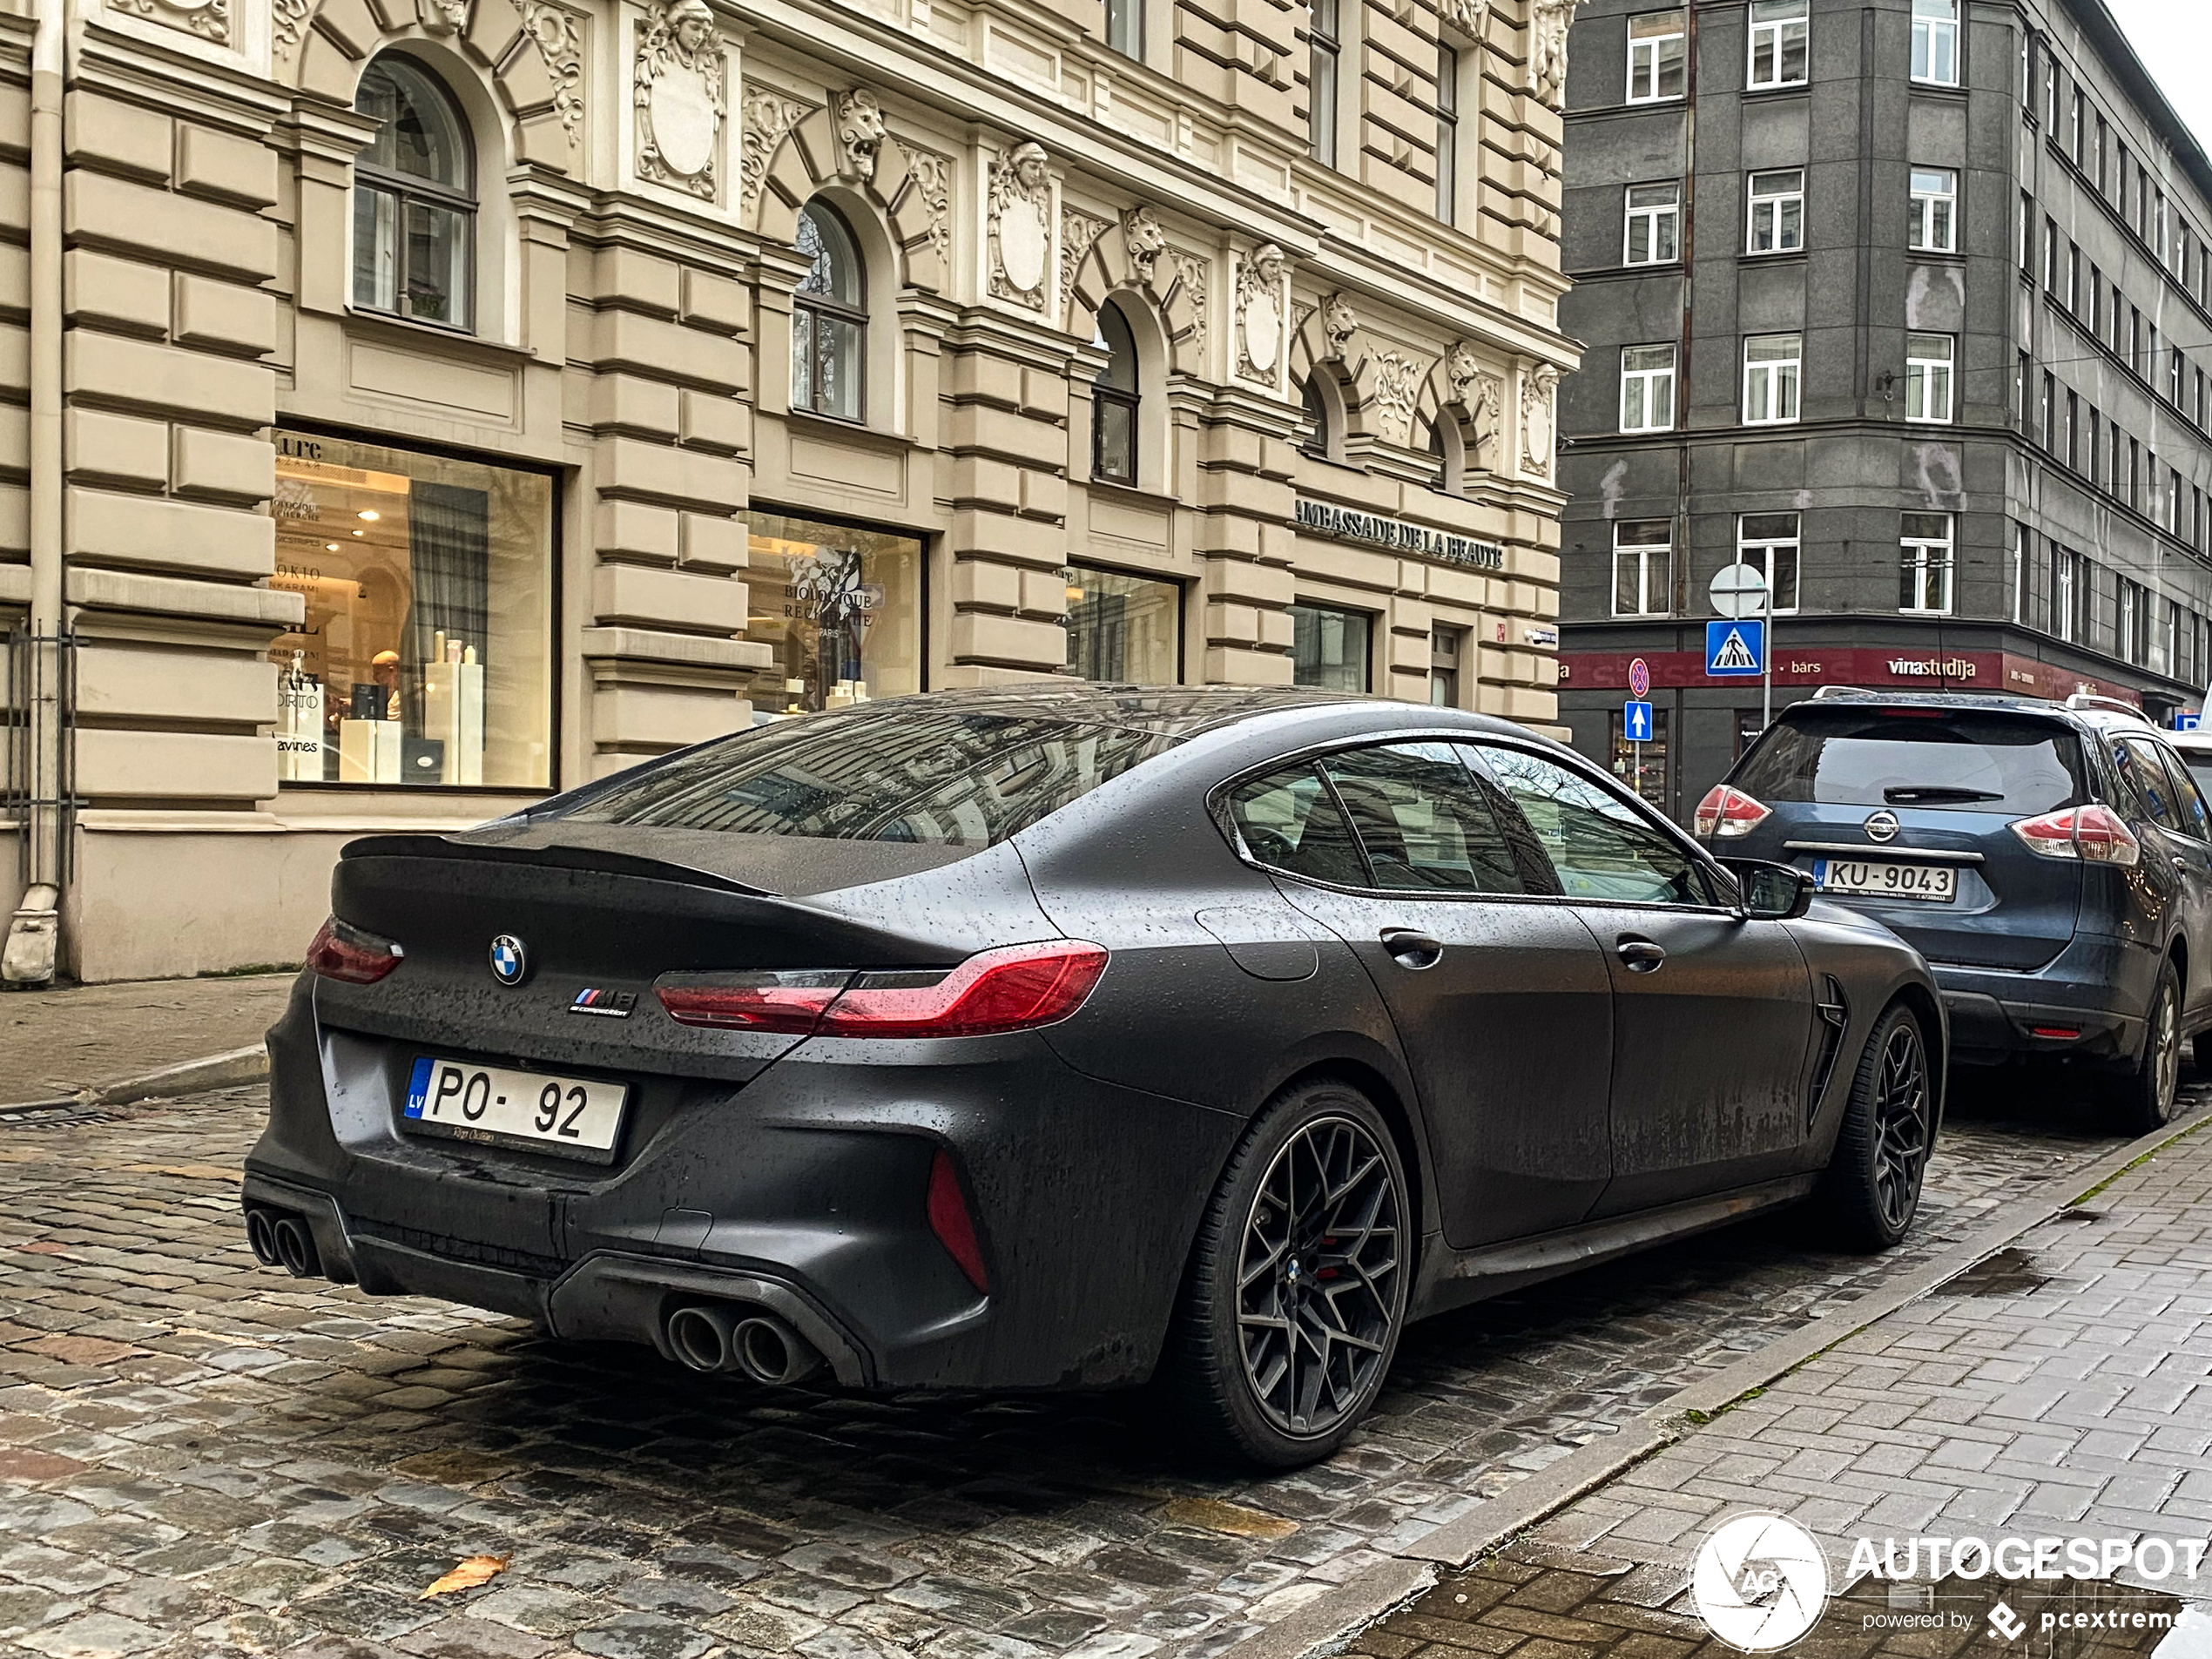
(0, 1076, 2193, 1659)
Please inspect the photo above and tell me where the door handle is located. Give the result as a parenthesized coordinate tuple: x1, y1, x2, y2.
(1380, 928, 1445, 970)
(2175, 856, 2190, 874)
(1616, 936, 1667, 973)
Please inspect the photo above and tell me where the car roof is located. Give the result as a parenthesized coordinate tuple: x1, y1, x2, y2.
(858, 682, 1530, 743)
(1785, 687, 2173, 739)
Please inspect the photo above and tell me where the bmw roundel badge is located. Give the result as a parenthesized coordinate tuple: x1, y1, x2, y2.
(489, 934, 529, 986)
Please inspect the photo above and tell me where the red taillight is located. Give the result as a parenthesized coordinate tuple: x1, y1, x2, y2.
(1695, 785, 1771, 840)
(655, 970, 852, 1033)
(2010, 804, 2141, 866)
(306, 917, 404, 984)
(927, 1148, 988, 1293)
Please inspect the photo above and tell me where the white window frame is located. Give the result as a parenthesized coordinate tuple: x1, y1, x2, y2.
(1905, 333, 1954, 423)
(1908, 166, 1957, 252)
(1626, 10, 1687, 104)
(1746, 168, 1805, 254)
(1613, 522, 1673, 617)
(1746, 0, 1808, 90)
(1620, 343, 1677, 433)
(1900, 514, 1954, 615)
(1743, 334, 1802, 425)
(1736, 514, 1801, 615)
(1623, 181, 1681, 266)
(1912, 0, 1959, 85)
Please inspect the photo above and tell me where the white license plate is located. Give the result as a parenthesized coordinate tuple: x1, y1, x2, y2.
(402, 1057, 629, 1163)
(1814, 858, 1957, 902)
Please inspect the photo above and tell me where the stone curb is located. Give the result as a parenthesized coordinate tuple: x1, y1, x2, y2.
(1220, 1103, 2212, 1659)
(0, 1042, 269, 1116)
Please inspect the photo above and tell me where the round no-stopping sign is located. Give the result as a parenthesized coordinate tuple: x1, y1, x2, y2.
(1628, 658, 1651, 699)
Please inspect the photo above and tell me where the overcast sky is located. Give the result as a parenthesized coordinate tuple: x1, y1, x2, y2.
(2105, 0, 2212, 157)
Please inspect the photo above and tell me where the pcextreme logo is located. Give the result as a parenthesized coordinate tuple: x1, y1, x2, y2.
(1692, 1514, 1832, 1651)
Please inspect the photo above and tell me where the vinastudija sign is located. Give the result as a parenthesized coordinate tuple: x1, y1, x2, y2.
(1293, 499, 1505, 570)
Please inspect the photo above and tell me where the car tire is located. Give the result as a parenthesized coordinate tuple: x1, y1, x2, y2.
(1166, 1077, 1411, 1469)
(1820, 1003, 1934, 1252)
(2105, 959, 2182, 1134)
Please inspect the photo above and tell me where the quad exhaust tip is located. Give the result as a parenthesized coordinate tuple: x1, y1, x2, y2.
(666, 1303, 825, 1386)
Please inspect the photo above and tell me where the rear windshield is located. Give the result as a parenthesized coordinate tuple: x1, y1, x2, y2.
(554, 705, 1179, 846)
(1736, 710, 2087, 814)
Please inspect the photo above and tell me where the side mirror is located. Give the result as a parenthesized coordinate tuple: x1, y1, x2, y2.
(1722, 858, 1815, 921)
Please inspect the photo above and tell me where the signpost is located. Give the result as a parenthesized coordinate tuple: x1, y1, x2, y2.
(1708, 564, 1774, 730)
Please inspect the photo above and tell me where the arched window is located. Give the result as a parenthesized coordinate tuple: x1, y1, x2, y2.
(1093, 300, 1140, 485)
(1298, 375, 1335, 458)
(792, 201, 867, 421)
(353, 57, 475, 329)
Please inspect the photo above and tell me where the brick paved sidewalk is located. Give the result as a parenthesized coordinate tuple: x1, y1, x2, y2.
(1346, 1116, 2212, 1657)
(0, 974, 294, 1103)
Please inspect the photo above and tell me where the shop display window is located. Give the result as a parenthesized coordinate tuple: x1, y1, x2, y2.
(1064, 564, 1180, 684)
(741, 511, 922, 718)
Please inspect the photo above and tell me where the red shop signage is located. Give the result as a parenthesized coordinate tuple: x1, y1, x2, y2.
(1559, 646, 2143, 707)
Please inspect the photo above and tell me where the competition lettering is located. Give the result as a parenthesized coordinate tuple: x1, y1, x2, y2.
(1294, 499, 1505, 570)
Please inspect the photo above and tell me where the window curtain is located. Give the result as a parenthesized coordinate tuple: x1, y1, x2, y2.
(403, 480, 490, 728)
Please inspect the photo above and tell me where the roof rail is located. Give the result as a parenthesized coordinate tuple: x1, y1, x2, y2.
(2063, 691, 2155, 724)
(1809, 685, 1874, 699)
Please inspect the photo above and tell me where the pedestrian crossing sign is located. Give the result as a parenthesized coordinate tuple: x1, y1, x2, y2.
(1705, 619, 1764, 677)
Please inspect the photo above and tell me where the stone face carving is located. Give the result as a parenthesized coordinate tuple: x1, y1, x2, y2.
(1530, 0, 1580, 105)
(518, 0, 584, 146)
(418, 0, 467, 34)
(1370, 352, 1426, 446)
(988, 142, 1052, 311)
(1439, 0, 1486, 37)
(1234, 242, 1287, 385)
(739, 88, 811, 217)
(1060, 207, 1109, 307)
(1469, 371, 1503, 468)
(1521, 364, 1558, 475)
(635, 0, 723, 199)
(1318, 292, 1359, 361)
(904, 145, 953, 271)
(117, 0, 230, 44)
(1123, 206, 1166, 284)
(834, 87, 887, 184)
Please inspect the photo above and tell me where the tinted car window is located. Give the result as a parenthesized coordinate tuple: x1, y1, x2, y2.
(2113, 737, 2181, 831)
(1318, 743, 1525, 894)
(1475, 745, 1710, 906)
(1226, 766, 1367, 887)
(1735, 711, 2087, 813)
(2159, 747, 2212, 840)
(559, 705, 1178, 846)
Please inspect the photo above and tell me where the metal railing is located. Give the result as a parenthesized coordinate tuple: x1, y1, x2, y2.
(5, 627, 78, 890)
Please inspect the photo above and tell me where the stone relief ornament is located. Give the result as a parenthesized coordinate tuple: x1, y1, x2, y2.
(739, 88, 811, 217)
(1521, 364, 1558, 475)
(116, 0, 229, 44)
(273, 0, 313, 56)
(904, 145, 954, 271)
(418, 0, 468, 34)
(1234, 242, 1288, 384)
(1530, 0, 1581, 105)
(1370, 351, 1426, 446)
(1318, 292, 1359, 361)
(635, 0, 724, 199)
(1470, 371, 1503, 468)
(1439, 0, 1486, 37)
(1170, 250, 1209, 355)
(988, 142, 1052, 311)
(1445, 340, 1482, 406)
(833, 87, 887, 185)
(519, 0, 584, 145)
(1123, 206, 1167, 285)
(1060, 207, 1109, 302)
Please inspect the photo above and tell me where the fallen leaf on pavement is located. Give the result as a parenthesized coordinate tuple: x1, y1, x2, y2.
(418, 1554, 511, 1600)
(1160, 1497, 1300, 1538)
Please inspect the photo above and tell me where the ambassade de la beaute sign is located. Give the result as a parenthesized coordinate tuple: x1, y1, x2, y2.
(1294, 499, 1506, 571)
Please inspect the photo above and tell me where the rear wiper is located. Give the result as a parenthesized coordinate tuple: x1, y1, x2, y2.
(1882, 786, 2003, 804)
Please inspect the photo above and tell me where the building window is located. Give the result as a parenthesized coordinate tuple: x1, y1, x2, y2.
(1436, 43, 1459, 225)
(1308, 0, 1339, 166)
(1900, 513, 1954, 614)
(2090, 264, 2103, 336)
(792, 200, 867, 422)
(1627, 9, 1687, 102)
(2071, 90, 2085, 166)
(1290, 602, 1371, 691)
(1908, 167, 1956, 252)
(2066, 390, 2080, 470)
(2067, 243, 2081, 313)
(2042, 217, 2059, 291)
(1613, 520, 1672, 617)
(1298, 376, 1337, 458)
(1746, 169, 1804, 253)
(1737, 513, 1801, 612)
(2017, 189, 2033, 271)
(1107, 0, 1143, 57)
(1620, 343, 1676, 433)
(1610, 706, 1669, 809)
(1092, 299, 1140, 485)
(1623, 181, 1680, 265)
(1746, 0, 1807, 89)
(1429, 625, 1464, 707)
(269, 431, 553, 788)
(742, 511, 922, 716)
(1905, 333, 1954, 423)
(1064, 564, 1180, 683)
(1743, 334, 1802, 424)
(2051, 544, 2085, 643)
(1912, 0, 1959, 85)
(351, 57, 475, 329)
(2040, 371, 2055, 451)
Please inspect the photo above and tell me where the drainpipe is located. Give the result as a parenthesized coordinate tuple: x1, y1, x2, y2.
(3, 0, 66, 987)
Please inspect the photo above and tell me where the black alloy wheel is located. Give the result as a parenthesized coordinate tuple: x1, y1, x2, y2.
(1170, 1079, 1409, 1467)
(1823, 1003, 1933, 1251)
(2106, 960, 2182, 1134)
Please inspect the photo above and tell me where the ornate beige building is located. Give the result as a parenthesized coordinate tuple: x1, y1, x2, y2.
(0, 0, 1576, 981)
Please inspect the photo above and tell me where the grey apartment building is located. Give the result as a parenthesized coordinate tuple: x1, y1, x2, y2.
(1552, 0, 2212, 821)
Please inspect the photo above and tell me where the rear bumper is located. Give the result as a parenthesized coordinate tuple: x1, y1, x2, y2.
(243, 977, 1243, 1392)
(1932, 931, 2157, 1064)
